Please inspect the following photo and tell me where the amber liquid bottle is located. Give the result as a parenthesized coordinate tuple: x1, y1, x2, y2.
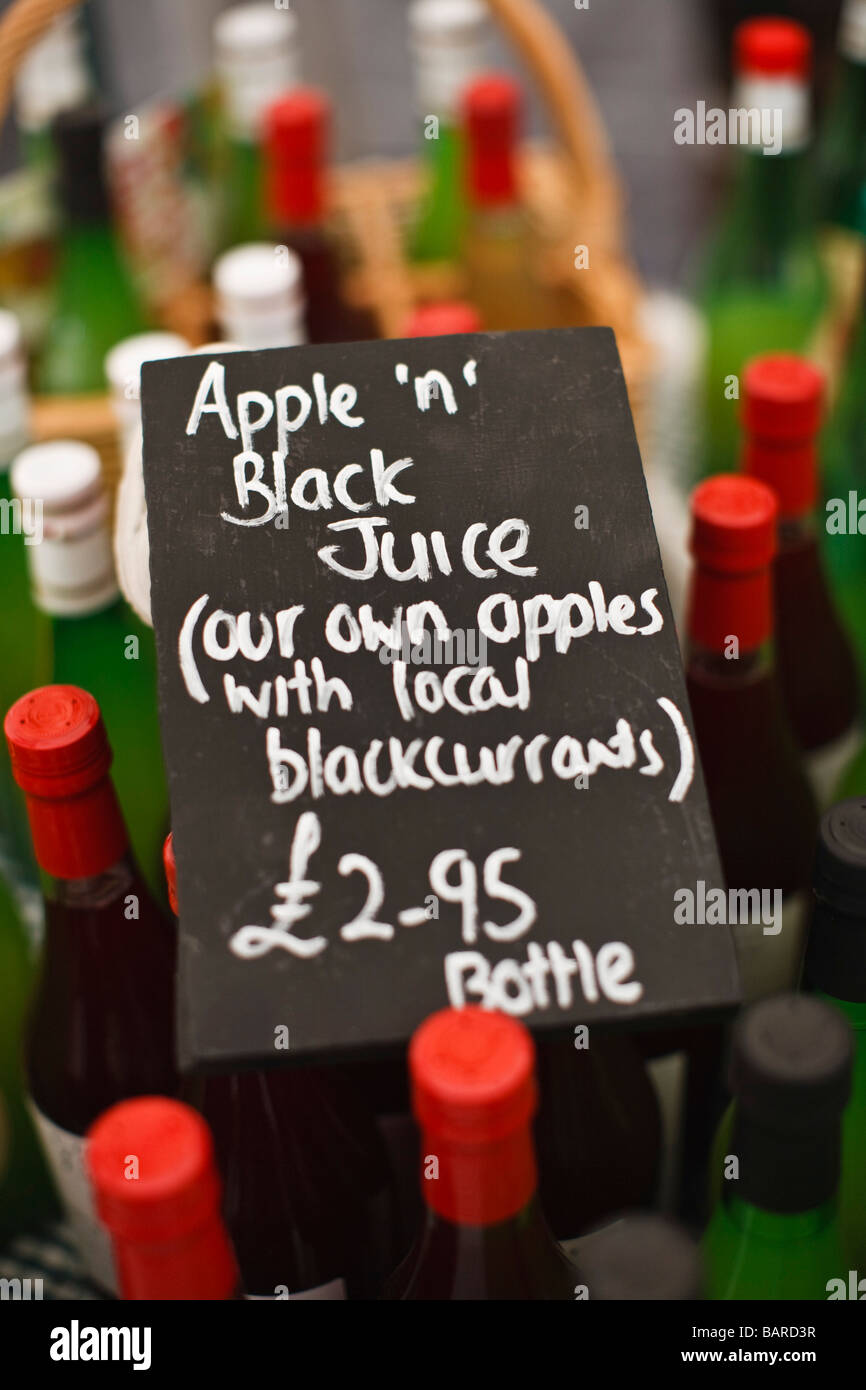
(462, 73, 567, 330)
(87, 1096, 240, 1300)
(741, 354, 860, 803)
(384, 1007, 576, 1300)
(265, 88, 377, 344)
(4, 685, 176, 1293)
(165, 836, 401, 1299)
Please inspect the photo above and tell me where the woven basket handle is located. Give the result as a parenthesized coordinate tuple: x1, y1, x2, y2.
(0, 0, 622, 203)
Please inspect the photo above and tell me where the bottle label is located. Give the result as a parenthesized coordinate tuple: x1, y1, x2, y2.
(841, 0, 866, 64)
(245, 1278, 347, 1301)
(805, 724, 863, 810)
(27, 1101, 117, 1295)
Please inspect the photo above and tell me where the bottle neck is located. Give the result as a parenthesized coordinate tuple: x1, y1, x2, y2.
(723, 1193, 835, 1243)
(269, 159, 325, 230)
(742, 436, 817, 522)
(806, 900, 866, 1003)
(727, 140, 811, 252)
(420, 1121, 537, 1227)
(24, 773, 129, 882)
(25, 511, 119, 618)
(112, 1219, 239, 1301)
(686, 562, 773, 655)
(839, 0, 866, 68)
(729, 1104, 842, 1214)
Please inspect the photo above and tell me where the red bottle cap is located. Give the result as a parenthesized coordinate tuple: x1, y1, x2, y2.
(87, 1097, 238, 1300)
(690, 475, 777, 574)
(164, 833, 178, 916)
(403, 301, 483, 336)
(4, 685, 128, 879)
(734, 17, 812, 79)
(410, 1007, 537, 1225)
(688, 476, 778, 653)
(265, 87, 328, 225)
(464, 73, 520, 206)
(741, 354, 823, 518)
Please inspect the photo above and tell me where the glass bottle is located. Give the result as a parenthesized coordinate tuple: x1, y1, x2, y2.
(213, 2, 300, 253)
(703, 994, 851, 1300)
(685, 474, 818, 998)
(698, 18, 827, 479)
(11, 440, 169, 904)
(4, 685, 177, 1293)
(265, 88, 377, 343)
(164, 835, 401, 1299)
(407, 0, 489, 269)
(740, 354, 860, 803)
(87, 1097, 240, 1300)
(384, 1007, 576, 1299)
(213, 242, 306, 349)
(36, 105, 147, 396)
(462, 74, 567, 330)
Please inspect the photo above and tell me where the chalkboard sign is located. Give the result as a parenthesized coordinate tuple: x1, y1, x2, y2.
(141, 328, 739, 1072)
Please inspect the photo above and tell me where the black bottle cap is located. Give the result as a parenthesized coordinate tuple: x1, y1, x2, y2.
(577, 1214, 702, 1300)
(805, 798, 866, 1001)
(51, 103, 110, 223)
(728, 994, 852, 1212)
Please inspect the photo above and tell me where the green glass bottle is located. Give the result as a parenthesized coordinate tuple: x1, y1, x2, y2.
(0, 312, 49, 916)
(35, 105, 146, 396)
(213, 3, 300, 254)
(698, 18, 827, 480)
(11, 441, 169, 905)
(803, 798, 866, 1269)
(704, 994, 852, 1300)
(407, 0, 489, 267)
(821, 281, 866, 716)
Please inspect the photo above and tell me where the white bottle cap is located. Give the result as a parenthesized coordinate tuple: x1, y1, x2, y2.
(0, 310, 30, 469)
(214, 3, 301, 139)
(11, 440, 119, 617)
(14, 14, 91, 134)
(409, 0, 490, 119)
(105, 332, 189, 456)
(213, 243, 306, 349)
(840, 0, 866, 64)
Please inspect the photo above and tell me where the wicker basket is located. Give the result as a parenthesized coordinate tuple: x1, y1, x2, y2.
(0, 0, 652, 495)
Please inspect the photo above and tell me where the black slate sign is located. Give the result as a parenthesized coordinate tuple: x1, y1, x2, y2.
(141, 327, 739, 1071)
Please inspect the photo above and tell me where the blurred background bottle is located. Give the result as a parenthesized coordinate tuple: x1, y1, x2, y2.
(88, 1097, 240, 1301)
(462, 73, 564, 330)
(213, 2, 300, 253)
(36, 106, 147, 395)
(10, 441, 169, 903)
(698, 18, 827, 479)
(803, 798, 866, 1270)
(407, 0, 489, 269)
(265, 88, 377, 343)
(740, 354, 860, 804)
(703, 994, 851, 1300)
(816, 0, 866, 352)
(4, 685, 176, 1292)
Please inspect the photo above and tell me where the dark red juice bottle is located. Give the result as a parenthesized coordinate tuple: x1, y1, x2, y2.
(686, 475, 818, 1000)
(87, 1096, 240, 1300)
(165, 835, 401, 1299)
(384, 1007, 576, 1299)
(741, 354, 860, 802)
(4, 685, 176, 1293)
(265, 88, 377, 344)
(532, 1030, 660, 1241)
